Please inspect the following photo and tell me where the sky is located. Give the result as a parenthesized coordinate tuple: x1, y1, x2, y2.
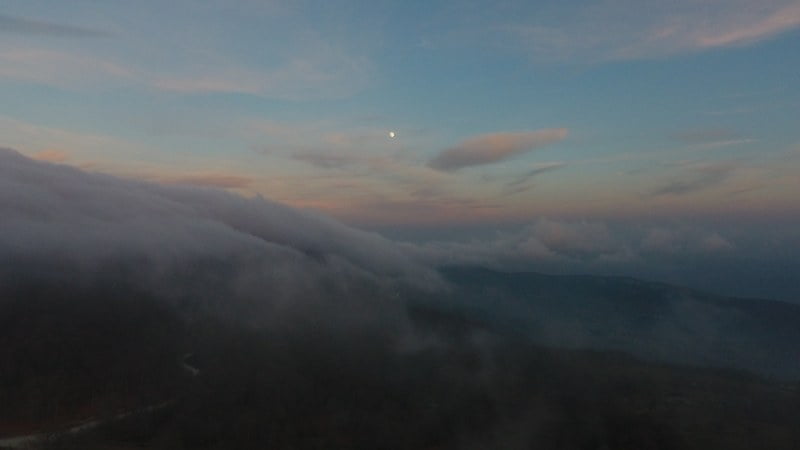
(1, 1, 800, 300)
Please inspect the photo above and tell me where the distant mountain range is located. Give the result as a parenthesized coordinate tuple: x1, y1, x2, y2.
(424, 267, 800, 379)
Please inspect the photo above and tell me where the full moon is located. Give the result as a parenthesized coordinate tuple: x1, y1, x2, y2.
(389, 131, 396, 138)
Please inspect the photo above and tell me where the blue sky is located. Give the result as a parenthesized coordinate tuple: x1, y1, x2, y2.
(1, 0, 799, 230)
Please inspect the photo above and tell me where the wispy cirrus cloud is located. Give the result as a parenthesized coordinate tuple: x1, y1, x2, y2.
(0, 41, 372, 100)
(292, 152, 366, 170)
(506, 161, 566, 185)
(673, 128, 755, 150)
(0, 14, 110, 38)
(674, 128, 740, 144)
(692, 2, 800, 48)
(505, 0, 800, 61)
(291, 151, 449, 195)
(0, 48, 133, 88)
(429, 128, 568, 171)
(649, 162, 738, 197)
(277, 126, 570, 218)
(151, 45, 373, 100)
(157, 173, 255, 189)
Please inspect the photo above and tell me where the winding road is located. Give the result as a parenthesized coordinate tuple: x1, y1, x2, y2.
(0, 354, 199, 449)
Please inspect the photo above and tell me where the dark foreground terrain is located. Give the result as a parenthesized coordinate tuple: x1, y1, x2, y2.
(2, 273, 800, 449)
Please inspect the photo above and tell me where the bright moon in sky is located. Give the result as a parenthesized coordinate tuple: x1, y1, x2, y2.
(389, 131, 396, 138)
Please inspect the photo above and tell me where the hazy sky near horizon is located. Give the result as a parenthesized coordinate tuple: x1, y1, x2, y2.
(1, 0, 799, 230)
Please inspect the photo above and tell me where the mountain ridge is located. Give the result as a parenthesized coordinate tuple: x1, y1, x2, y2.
(433, 266, 800, 379)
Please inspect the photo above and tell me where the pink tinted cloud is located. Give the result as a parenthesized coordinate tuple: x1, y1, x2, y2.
(0, 14, 110, 38)
(694, 3, 800, 48)
(0, 40, 371, 101)
(0, 48, 132, 87)
(160, 173, 255, 189)
(429, 128, 568, 171)
(507, 0, 800, 61)
(32, 149, 69, 163)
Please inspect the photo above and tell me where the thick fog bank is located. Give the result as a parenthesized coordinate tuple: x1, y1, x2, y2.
(0, 148, 441, 330)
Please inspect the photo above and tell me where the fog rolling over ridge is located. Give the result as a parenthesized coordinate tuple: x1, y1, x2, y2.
(0, 147, 442, 332)
(2, 147, 800, 379)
